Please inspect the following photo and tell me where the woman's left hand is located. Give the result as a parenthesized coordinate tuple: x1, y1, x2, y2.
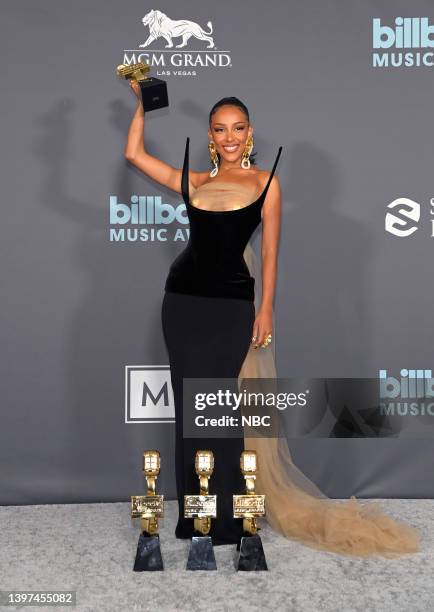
(251, 305, 273, 349)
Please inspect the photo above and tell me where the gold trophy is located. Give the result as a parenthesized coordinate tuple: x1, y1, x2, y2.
(184, 450, 217, 570)
(116, 61, 169, 112)
(131, 450, 164, 571)
(233, 450, 268, 570)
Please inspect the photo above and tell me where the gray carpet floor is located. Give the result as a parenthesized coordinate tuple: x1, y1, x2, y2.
(0, 499, 432, 612)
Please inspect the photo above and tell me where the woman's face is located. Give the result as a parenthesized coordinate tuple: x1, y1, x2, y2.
(208, 105, 253, 163)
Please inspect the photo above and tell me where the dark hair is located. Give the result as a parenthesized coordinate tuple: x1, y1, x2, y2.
(208, 96, 257, 166)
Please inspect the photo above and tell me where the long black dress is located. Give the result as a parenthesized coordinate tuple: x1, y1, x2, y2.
(161, 137, 282, 545)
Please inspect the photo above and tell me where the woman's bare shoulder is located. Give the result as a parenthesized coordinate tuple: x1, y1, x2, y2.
(193, 170, 211, 189)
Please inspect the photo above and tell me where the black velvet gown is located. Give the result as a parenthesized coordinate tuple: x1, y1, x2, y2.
(161, 137, 282, 545)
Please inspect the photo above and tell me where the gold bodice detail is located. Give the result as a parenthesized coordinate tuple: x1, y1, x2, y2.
(190, 181, 259, 212)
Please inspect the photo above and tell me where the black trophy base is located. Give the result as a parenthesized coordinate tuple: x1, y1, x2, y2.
(235, 534, 268, 571)
(133, 532, 164, 571)
(186, 535, 217, 570)
(139, 77, 169, 112)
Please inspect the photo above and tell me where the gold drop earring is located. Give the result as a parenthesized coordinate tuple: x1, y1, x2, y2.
(241, 135, 254, 170)
(208, 141, 219, 177)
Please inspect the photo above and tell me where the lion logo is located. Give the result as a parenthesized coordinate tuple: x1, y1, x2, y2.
(139, 9, 215, 49)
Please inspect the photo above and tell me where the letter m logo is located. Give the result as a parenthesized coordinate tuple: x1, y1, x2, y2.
(125, 365, 175, 423)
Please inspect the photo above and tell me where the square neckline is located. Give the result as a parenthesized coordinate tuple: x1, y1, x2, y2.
(182, 138, 282, 215)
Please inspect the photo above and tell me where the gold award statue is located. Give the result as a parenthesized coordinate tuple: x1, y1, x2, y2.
(131, 450, 164, 571)
(116, 61, 169, 112)
(184, 450, 217, 570)
(233, 450, 268, 570)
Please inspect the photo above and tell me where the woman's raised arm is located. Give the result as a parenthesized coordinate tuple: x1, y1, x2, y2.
(124, 85, 182, 195)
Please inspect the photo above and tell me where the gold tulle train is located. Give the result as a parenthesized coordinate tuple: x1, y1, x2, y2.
(238, 242, 421, 558)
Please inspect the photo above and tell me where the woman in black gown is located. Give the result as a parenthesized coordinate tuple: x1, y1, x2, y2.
(162, 131, 281, 545)
(125, 86, 281, 546)
(125, 85, 421, 557)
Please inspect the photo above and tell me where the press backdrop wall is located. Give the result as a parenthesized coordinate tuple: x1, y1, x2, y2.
(2, 0, 433, 505)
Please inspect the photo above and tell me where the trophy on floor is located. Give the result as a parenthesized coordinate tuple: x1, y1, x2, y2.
(184, 450, 217, 570)
(233, 450, 268, 571)
(131, 450, 164, 571)
(116, 61, 169, 112)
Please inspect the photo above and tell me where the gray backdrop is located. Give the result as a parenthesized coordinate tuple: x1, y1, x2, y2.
(2, 0, 433, 505)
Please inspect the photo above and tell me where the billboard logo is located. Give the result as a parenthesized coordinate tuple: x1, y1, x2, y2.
(373, 17, 434, 49)
(110, 195, 187, 225)
(379, 369, 434, 400)
(109, 195, 190, 243)
(372, 17, 434, 67)
(125, 365, 175, 423)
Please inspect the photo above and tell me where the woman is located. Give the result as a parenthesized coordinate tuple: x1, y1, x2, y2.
(125, 83, 421, 557)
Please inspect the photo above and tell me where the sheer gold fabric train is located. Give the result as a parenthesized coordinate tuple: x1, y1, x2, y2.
(238, 241, 421, 558)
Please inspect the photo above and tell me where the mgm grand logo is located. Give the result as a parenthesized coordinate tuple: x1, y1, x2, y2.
(122, 9, 232, 76)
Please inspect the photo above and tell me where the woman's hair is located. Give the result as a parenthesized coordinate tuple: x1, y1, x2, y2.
(208, 96, 257, 166)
